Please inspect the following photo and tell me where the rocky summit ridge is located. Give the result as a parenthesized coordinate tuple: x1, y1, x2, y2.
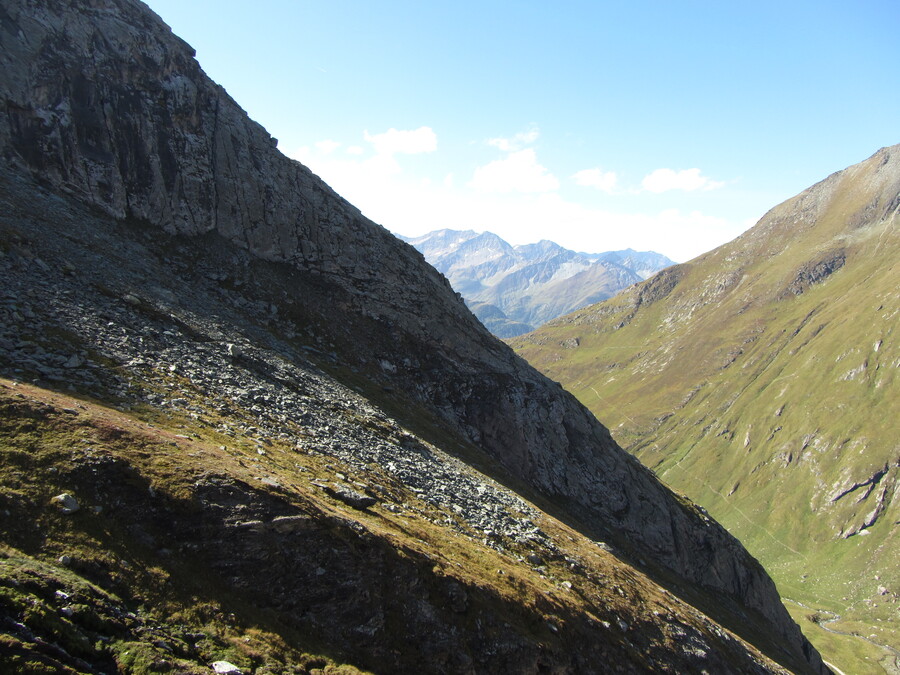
(0, 0, 825, 672)
(402, 229, 673, 337)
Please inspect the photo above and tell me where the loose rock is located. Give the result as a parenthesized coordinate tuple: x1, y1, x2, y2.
(322, 483, 377, 510)
(51, 493, 80, 514)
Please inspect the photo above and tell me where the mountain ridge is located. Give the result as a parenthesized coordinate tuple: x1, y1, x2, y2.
(403, 229, 673, 336)
(512, 144, 900, 672)
(0, 0, 825, 672)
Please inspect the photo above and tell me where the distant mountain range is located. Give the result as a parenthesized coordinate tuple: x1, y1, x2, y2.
(512, 144, 900, 673)
(403, 229, 674, 336)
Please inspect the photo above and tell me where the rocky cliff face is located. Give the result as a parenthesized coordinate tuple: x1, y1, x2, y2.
(0, 0, 825, 672)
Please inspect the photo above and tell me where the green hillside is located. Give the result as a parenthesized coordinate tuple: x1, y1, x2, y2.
(511, 145, 900, 674)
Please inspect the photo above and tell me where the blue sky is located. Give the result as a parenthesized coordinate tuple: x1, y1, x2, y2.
(144, 0, 899, 261)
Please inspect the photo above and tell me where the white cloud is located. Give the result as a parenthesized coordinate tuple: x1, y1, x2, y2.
(363, 126, 437, 155)
(291, 145, 315, 165)
(641, 167, 724, 193)
(461, 198, 741, 262)
(314, 139, 341, 154)
(469, 148, 560, 193)
(291, 141, 402, 196)
(291, 125, 436, 203)
(572, 167, 618, 193)
(390, 190, 740, 263)
(290, 130, 747, 263)
(487, 127, 540, 152)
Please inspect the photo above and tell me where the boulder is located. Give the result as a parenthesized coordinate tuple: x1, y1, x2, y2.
(51, 493, 80, 514)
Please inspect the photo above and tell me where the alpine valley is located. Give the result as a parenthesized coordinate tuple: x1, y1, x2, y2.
(0, 0, 832, 673)
(402, 229, 674, 338)
(512, 145, 900, 674)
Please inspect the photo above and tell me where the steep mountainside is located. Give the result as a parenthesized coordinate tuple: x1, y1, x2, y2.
(513, 146, 900, 673)
(0, 164, 805, 673)
(404, 229, 672, 337)
(0, 0, 825, 672)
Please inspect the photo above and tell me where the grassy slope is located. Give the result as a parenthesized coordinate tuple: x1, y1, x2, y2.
(0, 373, 790, 674)
(0, 379, 373, 674)
(511, 148, 900, 674)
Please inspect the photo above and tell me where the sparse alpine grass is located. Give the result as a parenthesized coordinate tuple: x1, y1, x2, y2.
(1, 375, 791, 673)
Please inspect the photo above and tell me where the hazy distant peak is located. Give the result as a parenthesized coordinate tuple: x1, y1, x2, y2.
(406, 229, 674, 336)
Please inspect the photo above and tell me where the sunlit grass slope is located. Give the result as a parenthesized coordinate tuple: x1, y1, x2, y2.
(511, 145, 900, 674)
